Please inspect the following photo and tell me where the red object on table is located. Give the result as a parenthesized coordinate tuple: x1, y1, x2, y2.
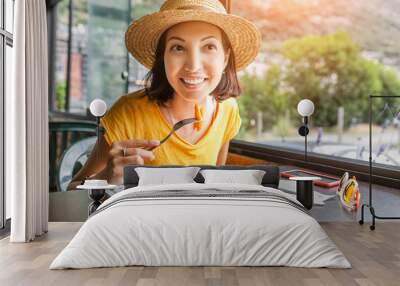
(280, 169, 340, 188)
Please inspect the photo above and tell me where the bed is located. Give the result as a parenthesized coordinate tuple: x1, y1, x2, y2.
(50, 165, 350, 269)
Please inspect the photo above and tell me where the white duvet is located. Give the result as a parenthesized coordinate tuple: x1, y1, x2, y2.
(50, 183, 351, 269)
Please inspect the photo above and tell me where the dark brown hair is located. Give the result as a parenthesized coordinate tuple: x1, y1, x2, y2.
(144, 25, 241, 106)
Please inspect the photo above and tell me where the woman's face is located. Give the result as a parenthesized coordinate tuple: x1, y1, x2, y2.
(164, 21, 230, 102)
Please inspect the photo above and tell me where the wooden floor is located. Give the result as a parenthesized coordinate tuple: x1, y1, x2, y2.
(0, 221, 399, 286)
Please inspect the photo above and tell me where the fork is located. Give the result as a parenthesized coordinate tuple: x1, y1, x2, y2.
(146, 118, 198, 151)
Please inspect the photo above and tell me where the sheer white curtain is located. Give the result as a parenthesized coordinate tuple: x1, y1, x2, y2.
(6, 0, 49, 242)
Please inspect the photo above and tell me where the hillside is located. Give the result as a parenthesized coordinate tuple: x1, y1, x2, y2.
(232, 0, 400, 57)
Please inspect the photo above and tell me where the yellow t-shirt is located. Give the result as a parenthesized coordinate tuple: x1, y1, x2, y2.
(100, 89, 241, 166)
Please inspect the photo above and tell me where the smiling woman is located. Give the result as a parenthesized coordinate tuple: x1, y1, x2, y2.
(67, 0, 261, 189)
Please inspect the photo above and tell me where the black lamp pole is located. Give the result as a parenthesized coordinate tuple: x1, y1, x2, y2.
(298, 116, 310, 162)
(304, 116, 308, 162)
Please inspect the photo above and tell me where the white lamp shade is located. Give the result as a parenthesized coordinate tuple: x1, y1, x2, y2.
(297, 99, 315, 117)
(89, 99, 107, 117)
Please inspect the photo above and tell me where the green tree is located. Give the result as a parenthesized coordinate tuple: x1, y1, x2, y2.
(238, 64, 290, 131)
(380, 67, 400, 97)
(56, 81, 66, 111)
(272, 111, 292, 142)
(238, 31, 400, 134)
(280, 31, 384, 127)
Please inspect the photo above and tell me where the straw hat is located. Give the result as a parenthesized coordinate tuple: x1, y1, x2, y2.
(125, 0, 261, 71)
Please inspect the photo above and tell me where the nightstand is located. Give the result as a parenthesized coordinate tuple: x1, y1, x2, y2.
(87, 189, 107, 215)
(289, 176, 321, 210)
(77, 183, 119, 215)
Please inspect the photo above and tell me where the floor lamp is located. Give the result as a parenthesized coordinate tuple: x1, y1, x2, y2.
(359, 94, 400, 230)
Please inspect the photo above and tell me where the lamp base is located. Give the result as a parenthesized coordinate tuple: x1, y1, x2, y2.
(88, 189, 106, 216)
(359, 203, 400, 231)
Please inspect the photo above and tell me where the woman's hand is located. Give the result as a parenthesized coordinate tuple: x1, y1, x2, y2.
(99, 139, 160, 185)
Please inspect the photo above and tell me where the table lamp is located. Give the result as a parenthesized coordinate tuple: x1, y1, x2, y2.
(297, 99, 315, 161)
(79, 99, 111, 215)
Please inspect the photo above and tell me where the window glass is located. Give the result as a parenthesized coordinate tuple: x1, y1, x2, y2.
(55, 0, 91, 113)
(232, 0, 400, 168)
(5, 0, 14, 33)
(127, 0, 164, 91)
(86, 0, 130, 110)
(54, 0, 166, 113)
(0, 37, 3, 227)
(0, 0, 3, 29)
(5, 43, 12, 219)
(55, 0, 70, 112)
(55, 0, 136, 113)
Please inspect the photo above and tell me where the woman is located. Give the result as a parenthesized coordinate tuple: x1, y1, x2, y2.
(68, 0, 261, 189)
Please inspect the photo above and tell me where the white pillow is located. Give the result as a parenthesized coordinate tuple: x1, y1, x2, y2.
(200, 169, 266, 185)
(135, 167, 200, 186)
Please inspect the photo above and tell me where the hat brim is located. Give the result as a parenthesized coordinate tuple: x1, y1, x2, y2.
(125, 10, 261, 71)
